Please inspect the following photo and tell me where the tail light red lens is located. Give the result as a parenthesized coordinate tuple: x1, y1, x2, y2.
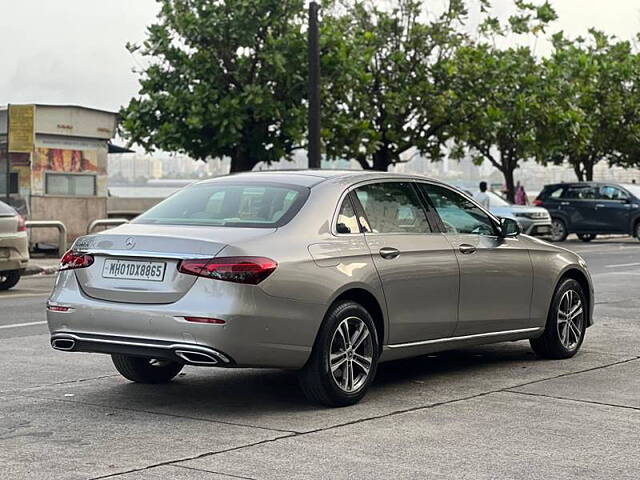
(533, 199, 544, 206)
(59, 250, 94, 271)
(16, 214, 26, 232)
(183, 316, 226, 325)
(178, 256, 277, 285)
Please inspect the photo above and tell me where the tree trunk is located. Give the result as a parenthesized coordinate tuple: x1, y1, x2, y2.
(372, 150, 391, 171)
(584, 160, 594, 181)
(229, 147, 257, 173)
(503, 164, 516, 204)
(573, 161, 585, 182)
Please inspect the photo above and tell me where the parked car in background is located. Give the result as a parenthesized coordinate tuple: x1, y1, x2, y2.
(468, 190, 552, 237)
(0, 200, 29, 290)
(535, 182, 640, 242)
(48, 171, 593, 407)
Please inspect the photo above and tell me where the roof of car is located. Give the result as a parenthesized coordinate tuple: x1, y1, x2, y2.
(197, 169, 438, 188)
(545, 181, 630, 187)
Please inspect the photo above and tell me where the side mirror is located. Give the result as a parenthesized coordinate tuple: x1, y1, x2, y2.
(499, 217, 520, 237)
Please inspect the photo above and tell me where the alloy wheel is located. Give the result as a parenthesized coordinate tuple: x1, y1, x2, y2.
(556, 289, 584, 350)
(551, 219, 567, 242)
(329, 316, 374, 393)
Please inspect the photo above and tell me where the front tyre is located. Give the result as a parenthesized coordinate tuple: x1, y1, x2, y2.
(111, 355, 184, 383)
(0, 270, 20, 290)
(299, 301, 379, 407)
(550, 218, 568, 242)
(530, 278, 587, 359)
(578, 233, 596, 242)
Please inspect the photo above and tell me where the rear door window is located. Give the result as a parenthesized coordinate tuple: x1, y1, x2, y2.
(354, 182, 431, 234)
(562, 186, 597, 200)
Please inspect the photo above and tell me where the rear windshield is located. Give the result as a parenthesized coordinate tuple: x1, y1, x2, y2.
(0, 201, 17, 216)
(133, 182, 309, 228)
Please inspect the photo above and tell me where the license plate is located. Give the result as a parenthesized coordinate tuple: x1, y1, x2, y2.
(537, 226, 551, 234)
(102, 259, 166, 282)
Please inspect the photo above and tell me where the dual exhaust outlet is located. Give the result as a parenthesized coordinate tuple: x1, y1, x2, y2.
(51, 337, 222, 366)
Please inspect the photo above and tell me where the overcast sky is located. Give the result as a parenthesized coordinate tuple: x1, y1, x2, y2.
(1, 0, 638, 113)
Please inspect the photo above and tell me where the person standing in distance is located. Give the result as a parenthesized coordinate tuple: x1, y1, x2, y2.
(475, 181, 491, 209)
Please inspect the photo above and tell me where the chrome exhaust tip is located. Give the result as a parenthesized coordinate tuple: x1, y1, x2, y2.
(174, 350, 219, 365)
(52, 338, 76, 351)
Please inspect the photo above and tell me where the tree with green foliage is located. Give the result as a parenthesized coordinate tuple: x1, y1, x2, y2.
(448, 45, 545, 202)
(320, 0, 473, 171)
(446, 1, 557, 202)
(539, 31, 640, 181)
(120, 0, 308, 173)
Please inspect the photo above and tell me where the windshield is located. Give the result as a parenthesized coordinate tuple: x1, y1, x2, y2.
(487, 192, 511, 207)
(474, 191, 510, 207)
(624, 184, 640, 198)
(133, 182, 309, 228)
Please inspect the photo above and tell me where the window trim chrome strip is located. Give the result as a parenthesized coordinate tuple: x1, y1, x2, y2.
(387, 327, 543, 349)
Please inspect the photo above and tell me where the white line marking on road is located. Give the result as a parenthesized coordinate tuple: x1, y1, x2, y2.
(0, 321, 47, 330)
(605, 263, 640, 268)
(0, 292, 50, 299)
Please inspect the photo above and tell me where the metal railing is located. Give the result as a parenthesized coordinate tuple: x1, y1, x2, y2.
(86, 218, 129, 234)
(25, 221, 67, 257)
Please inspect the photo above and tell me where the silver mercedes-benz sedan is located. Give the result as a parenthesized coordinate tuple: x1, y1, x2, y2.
(47, 171, 594, 407)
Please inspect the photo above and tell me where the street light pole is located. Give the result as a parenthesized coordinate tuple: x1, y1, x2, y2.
(308, 1, 321, 169)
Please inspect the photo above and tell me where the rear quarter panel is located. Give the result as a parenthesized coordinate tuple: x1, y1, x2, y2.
(215, 182, 388, 343)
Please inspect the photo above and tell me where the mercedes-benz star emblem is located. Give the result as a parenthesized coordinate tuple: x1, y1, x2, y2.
(124, 237, 136, 249)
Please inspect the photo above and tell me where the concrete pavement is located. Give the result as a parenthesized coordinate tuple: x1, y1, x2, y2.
(0, 238, 638, 479)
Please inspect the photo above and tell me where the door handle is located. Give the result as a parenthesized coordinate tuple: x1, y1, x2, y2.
(379, 247, 400, 260)
(595, 204, 606, 208)
(459, 244, 477, 255)
(560, 201, 570, 206)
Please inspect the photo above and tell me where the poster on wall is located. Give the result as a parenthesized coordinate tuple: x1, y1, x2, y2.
(34, 148, 101, 173)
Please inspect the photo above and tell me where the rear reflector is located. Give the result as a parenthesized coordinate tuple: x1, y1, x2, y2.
(59, 250, 94, 271)
(47, 303, 71, 312)
(183, 316, 226, 325)
(178, 256, 277, 285)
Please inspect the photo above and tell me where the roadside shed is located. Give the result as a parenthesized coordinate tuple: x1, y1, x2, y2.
(0, 104, 119, 244)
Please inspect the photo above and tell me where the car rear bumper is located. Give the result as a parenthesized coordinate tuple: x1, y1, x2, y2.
(50, 331, 235, 366)
(47, 271, 325, 369)
(0, 231, 29, 272)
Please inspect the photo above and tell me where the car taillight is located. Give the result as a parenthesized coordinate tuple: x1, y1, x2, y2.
(59, 250, 94, 271)
(533, 199, 544, 206)
(16, 214, 26, 232)
(178, 256, 277, 285)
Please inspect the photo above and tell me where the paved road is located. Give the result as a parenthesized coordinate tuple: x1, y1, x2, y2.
(1, 237, 639, 479)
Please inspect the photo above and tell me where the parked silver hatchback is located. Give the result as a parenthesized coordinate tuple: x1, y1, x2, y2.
(48, 171, 594, 406)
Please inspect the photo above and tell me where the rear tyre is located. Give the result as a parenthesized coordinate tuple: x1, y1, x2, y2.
(550, 218, 568, 242)
(0, 270, 20, 290)
(530, 278, 587, 359)
(111, 355, 184, 383)
(299, 301, 379, 407)
(578, 233, 596, 242)
(634, 221, 640, 242)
